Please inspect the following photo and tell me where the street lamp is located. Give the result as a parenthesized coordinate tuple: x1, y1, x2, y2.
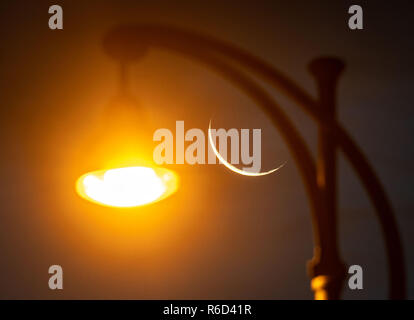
(74, 46, 179, 208)
(79, 23, 405, 299)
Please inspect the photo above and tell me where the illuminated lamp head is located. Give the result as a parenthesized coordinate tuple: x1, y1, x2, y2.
(75, 60, 178, 208)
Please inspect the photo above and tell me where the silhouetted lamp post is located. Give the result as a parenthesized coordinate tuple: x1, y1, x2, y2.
(100, 24, 405, 299)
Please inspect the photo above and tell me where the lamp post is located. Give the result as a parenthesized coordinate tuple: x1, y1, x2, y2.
(101, 24, 405, 299)
(308, 59, 346, 300)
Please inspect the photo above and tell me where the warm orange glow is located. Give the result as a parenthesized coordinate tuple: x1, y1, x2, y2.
(76, 166, 178, 208)
(311, 275, 329, 300)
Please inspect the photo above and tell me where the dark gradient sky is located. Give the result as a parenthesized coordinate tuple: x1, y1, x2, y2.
(0, 0, 413, 299)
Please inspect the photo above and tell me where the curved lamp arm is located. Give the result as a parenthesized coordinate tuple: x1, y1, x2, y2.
(102, 24, 405, 299)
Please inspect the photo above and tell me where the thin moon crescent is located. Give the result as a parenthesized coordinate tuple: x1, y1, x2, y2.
(208, 120, 286, 177)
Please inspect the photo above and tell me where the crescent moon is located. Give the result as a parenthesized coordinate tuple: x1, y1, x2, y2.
(208, 120, 286, 177)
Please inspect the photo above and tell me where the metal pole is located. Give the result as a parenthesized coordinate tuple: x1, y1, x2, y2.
(308, 57, 346, 299)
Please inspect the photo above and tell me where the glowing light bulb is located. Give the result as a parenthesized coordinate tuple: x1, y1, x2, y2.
(76, 166, 178, 208)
